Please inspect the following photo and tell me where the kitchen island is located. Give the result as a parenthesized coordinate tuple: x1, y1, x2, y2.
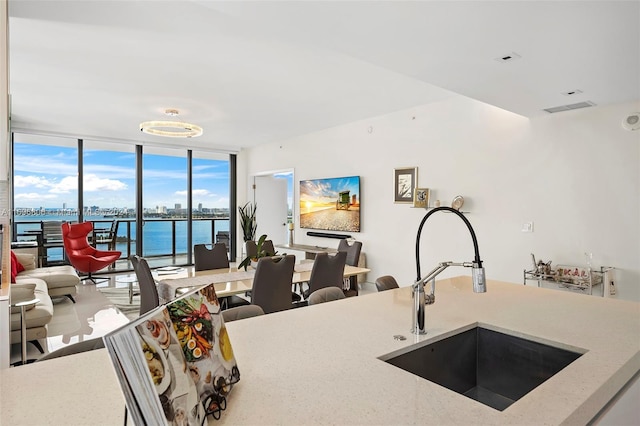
(1, 276, 638, 425)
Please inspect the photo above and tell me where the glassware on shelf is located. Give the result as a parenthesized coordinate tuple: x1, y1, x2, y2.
(584, 252, 593, 270)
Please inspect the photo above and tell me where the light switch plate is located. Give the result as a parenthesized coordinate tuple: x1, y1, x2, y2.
(521, 222, 534, 233)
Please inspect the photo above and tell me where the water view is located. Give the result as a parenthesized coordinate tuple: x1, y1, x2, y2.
(14, 211, 230, 261)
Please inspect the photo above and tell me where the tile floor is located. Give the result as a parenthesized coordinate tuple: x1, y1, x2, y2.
(10, 267, 376, 365)
(10, 275, 131, 365)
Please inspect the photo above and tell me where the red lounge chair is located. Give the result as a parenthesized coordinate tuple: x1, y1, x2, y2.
(62, 222, 121, 284)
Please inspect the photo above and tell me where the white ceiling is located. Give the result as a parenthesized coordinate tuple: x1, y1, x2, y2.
(8, 1, 640, 152)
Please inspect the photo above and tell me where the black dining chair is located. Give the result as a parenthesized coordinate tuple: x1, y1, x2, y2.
(93, 220, 119, 251)
(41, 220, 66, 266)
(308, 286, 346, 305)
(221, 305, 265, 322)
(375, 275, 400, 292)
(194, 243, 230, 271)
(303, 251, 347, 299)
(130, 255, 160, 315)
(37, 337, 105, 362)
(245, 239, 276, 259)
(251, 255, 296, 314)
(245, 238, 301, 303)
(194, 243, 250, 309)
(337, 239, 362, 297)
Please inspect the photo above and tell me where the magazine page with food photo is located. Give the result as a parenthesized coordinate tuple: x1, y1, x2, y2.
(134, 307, 207, 425)
(104, 305, 207, 426)
(167, 284, 241, 420)
(104, 282, 241, 425)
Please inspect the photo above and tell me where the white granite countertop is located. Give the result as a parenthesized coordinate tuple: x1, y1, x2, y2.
(0, 349, 126, 425)
(1, 276, 639, 425)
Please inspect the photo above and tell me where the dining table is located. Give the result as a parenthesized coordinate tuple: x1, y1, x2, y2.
(156, 263, 370, 303)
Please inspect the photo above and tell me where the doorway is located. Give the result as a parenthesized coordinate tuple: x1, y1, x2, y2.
(252, 170, 294, 246)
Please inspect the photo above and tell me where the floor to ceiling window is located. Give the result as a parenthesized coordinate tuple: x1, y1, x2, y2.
(192, 150, 231, 252)
(11, 132, 232, 271)
(141, 147, 188, 262)
(83, 140, 137, 261)
(12, 133, 79, 264)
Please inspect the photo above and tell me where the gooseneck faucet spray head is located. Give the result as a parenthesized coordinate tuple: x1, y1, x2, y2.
(411, 206, 486, 335)
(415, 206, 486, 293)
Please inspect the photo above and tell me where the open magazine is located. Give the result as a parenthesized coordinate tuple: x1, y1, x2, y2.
(103, 283, 240, 425)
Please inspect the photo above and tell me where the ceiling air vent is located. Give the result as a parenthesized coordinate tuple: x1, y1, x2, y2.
(543, 101, 596, 114)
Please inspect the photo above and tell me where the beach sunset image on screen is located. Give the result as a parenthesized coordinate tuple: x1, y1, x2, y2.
(299, 176, 360, 232)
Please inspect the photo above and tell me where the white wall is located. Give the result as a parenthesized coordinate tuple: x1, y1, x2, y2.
(240, 97, 640, 302)
(1, 0, 9, 210)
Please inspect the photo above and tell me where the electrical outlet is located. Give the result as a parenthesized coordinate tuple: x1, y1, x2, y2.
(521, 222, 534, 233)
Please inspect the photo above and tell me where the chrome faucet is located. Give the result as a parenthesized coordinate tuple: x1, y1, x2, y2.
(411, 206, 486, 335)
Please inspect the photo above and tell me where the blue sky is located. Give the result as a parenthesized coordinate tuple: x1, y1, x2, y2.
(299, 175, 360, 205)
(13, 143, 230, 210)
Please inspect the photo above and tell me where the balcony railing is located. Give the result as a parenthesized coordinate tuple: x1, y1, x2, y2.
(14, 217, 230, 270)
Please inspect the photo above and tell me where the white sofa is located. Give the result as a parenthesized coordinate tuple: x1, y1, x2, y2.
(10, 252, 80, 352)
(10, 278, 53, 351)
(14, 252, 79, 302)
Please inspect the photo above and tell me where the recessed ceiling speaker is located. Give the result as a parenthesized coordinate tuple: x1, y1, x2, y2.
(622, 112, 640, 131)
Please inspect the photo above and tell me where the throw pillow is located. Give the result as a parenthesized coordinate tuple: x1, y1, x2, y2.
(10, 252, 18, 283)
(10, 282, 37, 313)
(12, 251, 26, 273)
(10, 251, 27, 283)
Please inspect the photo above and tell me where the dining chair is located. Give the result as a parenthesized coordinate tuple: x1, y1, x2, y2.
(194, 243, 230, 271)
(93, 220, 119, 251)
(304, 251, 347, 299)
(130, 255, 160, 315)
(36, 337, 105, 362)
(245, 240, 302, 302)
(337, 239, 362, 297)
(308, 286, 346, 305)
(375, 275, 400, 292)
(245, 239, 276, 259)
(194, 243, 250, 309)
(215, 231, 230, 251)
(221, 305, 265, 322)
(245, 238, 302, 304)
(250, 255, 296, 314)
(41, 220, 66, 266)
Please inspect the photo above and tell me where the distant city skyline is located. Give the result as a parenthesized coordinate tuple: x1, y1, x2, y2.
(12, 142, 230, 210)
(12, 205, 231, 214)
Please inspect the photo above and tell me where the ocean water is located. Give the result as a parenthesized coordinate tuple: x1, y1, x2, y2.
(14, 214, 230, 259)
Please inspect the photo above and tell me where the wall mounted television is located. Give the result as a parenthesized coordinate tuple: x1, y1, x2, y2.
(299, 175, 360, 232)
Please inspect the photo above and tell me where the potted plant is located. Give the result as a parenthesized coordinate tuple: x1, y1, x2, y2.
(238, 234, 279, 270)
(238, 202, 257, 242)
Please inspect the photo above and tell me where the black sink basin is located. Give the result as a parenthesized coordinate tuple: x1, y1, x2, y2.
(381, 326, 584, 411)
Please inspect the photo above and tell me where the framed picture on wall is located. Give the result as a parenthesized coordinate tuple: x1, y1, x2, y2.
(394, 167, 417, 203)
(413, 188, 430, 208)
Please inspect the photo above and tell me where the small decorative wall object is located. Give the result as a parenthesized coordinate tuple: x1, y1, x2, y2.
(451, 195, 465, 210)
(394, 167, 417, 203)
(413, 188, 430, 208)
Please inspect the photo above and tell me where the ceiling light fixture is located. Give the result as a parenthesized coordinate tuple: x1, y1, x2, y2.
(140, 109, 203, 138)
